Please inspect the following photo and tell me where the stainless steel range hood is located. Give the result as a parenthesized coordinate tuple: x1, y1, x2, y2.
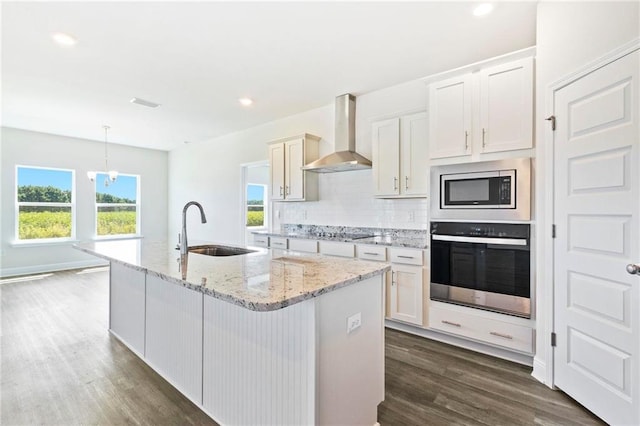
(301, 94, 372, 173)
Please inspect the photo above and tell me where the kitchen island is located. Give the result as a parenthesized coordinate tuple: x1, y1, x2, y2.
(75, 239, 389, 426)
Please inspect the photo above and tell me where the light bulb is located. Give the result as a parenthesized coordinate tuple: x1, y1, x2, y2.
(108, 171, 119, 182)
(87, 171, 96, 181)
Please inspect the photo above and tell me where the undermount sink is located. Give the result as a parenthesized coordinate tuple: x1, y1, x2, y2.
(188, 244, 256, 257)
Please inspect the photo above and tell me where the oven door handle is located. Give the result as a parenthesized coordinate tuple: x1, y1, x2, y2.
(431, 234, 528, 246)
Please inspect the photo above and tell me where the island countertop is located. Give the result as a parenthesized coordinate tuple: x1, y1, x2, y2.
(74, 239, 390, 312)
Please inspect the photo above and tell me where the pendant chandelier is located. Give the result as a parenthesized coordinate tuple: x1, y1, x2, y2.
(87, 125, 118, 186)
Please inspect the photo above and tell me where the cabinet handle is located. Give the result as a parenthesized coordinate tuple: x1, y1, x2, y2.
(405, 176, 409, 190)
(391, 271, 395, 286)
(364, 252, 380, 256)
(393, 177, 398, 191)
(285, 185, 290, 195)
(465, 130, 469, 151)
(279, 186, 284, 196)
(489, 331, 513, 340)
(397, 255, 415, 259)
(441, 320, 461, 327)
(482, 128, 486, 148)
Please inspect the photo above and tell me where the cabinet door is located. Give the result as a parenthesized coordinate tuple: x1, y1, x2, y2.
(269, 143, 285, 200)
(479, 57, 533, 153)
(389, 263, 423, 325)
(372, 118, 400, 196)
(400, 112, 428, 196)
(285, 138, 305, 200)
(110, 262, 146, 356)
(428, 74, 472, 159)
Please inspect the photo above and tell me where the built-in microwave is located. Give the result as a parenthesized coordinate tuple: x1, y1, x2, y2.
(431, 158, 531, 221)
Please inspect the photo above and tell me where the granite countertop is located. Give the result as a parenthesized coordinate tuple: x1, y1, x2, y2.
(74, 239, 389, 312)
(254, 230, 429, 249)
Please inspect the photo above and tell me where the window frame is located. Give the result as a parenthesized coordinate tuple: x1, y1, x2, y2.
(94, 172, 141, 239)
(14, 165, 76, 243)
(245, 183, 268, 230)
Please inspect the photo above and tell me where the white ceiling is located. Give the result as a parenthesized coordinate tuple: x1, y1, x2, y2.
(1, 1, 537, 151)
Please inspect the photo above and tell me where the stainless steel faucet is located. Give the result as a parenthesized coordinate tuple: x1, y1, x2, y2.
(179, 201, 207, 255)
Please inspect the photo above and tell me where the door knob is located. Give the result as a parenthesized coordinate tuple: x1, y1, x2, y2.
(626, 264, 640, 275)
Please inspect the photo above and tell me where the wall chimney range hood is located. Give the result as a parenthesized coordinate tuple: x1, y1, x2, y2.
(301, 94, 372, 173)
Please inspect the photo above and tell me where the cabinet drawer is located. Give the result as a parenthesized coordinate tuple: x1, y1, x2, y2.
(356, 245, 387, 262)
(389, 248, 423, 266)
(429, 305, 533, 353)
(253, 235, 269, 247)
(269, 237, 288, 250)
(288, 238, 318, 253)
(319, 241, 355, 258)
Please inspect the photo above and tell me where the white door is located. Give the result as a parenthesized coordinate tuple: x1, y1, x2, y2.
(389, 263, 423, 325)
(553, 49, 639, 426)
(479, 57, 533, 153)
(400, 112, 428, 196)
(285, 138, 305, 200)
(372, 118, 400, 196)
(428, 74, 472, 159)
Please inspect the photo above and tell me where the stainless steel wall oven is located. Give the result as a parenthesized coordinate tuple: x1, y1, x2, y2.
(430, 221, 531, 318)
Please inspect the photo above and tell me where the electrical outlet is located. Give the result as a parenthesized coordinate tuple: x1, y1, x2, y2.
(347, 312, 362, 334)
(276, 210, 281, 219)
(408, 211, 415, 222)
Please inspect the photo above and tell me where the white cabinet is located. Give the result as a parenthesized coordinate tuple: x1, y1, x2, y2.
(429, 302, 534, 354)
(268, 134, 320, 201)
(319, 241, 355, 258)
(428, 75, 473, 159)
(109, 262, 146, 356)
(372, 112, 428, 198)
(428, 56, 534, 160)
(145, 274, 203, 403)
(269, 236, 288, 250)
(356, 244, 387, 262)
(288, 238, 318, 253)
(252, 234, 269, 247)
(388, 248, 424, 326)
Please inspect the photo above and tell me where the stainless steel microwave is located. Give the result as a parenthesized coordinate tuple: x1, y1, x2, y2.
(431, 158, 531, 221)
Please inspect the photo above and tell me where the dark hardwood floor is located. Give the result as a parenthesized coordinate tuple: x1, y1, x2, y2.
(1, 268, 605, 425)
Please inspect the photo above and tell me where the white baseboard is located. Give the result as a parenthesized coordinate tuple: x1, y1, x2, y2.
(385, 320, 534, 366)
(0, 259, 108, 278)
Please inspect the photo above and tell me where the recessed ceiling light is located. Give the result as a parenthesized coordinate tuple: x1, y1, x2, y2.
(473, 3, 494, 16)
(52, 32, 78, 46)
(130, 97, 160, 108)
(239, 98, 253, 107)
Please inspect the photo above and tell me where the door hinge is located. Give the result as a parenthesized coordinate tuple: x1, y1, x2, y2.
(545, 115, 556, 131)
(551, 332, 557, 347)
(552, 224, 556, 239)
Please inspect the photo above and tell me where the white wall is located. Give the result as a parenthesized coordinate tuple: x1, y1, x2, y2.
(0, 127, 168, 276)
(533, 1, 640, 385)
(169, 78, 431, 245)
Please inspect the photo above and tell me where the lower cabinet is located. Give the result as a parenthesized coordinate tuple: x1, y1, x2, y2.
(429, 301, 534, 353)
(145, 275, 203, 404)
(388, 247, 425, 326)
(319, 241, 355, 258)
(288, 238, 318, 253)
(109, 262, 145, 356)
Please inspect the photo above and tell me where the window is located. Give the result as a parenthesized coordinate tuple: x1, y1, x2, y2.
(95, 173, 140, 237)
(16, 166, 75, 241)
(246, 184, 267, 228)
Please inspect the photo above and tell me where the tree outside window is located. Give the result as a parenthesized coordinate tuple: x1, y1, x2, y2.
(95, 174, 140, 236)
(16, 166, 75, 241)
(246, 184, 267, 228)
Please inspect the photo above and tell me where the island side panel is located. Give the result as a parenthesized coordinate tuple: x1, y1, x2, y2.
(317, 275, 384, 426)
(145, 274, 204, 405)
(109, 262, 146, 357)
(202, 297, 316, 426)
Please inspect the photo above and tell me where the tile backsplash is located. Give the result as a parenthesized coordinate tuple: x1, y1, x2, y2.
(273, 169, 429, 230)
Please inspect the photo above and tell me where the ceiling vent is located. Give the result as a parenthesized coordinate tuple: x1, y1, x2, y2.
(130, 97, 160, 108)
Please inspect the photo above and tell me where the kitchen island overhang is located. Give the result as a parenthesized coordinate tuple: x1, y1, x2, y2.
(75, 239, 389, 425)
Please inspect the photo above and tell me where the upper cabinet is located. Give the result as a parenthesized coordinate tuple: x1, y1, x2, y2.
(427, 55, 534, 160)
(372, 112, 428, 198)
(268, 134, 320, 202)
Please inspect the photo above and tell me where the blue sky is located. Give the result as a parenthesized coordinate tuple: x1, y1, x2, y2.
(17, 167, 137, 201)
(95, 173, 137, 201)
(18, 167, 72, 191)
(247, 184, 265, 202)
